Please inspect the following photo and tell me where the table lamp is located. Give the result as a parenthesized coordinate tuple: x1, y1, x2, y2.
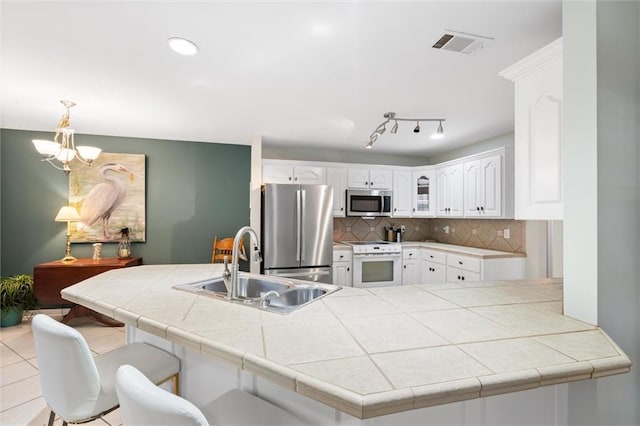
(55, 206, 80, 262)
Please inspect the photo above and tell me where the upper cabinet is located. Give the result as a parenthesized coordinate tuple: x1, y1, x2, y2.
(263, 162, 326, 185)
(347, 168, 392, 190)
(412, 168, 436, 217)
(326, 167, 347, 217)
(500, 38, 563, 220)
(392, 170, 412, 217)
(436, 164, 464, 217)
(463, 155, 502, 217)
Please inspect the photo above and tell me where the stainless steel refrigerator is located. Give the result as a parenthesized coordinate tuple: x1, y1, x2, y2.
(261, 184, 333, 284)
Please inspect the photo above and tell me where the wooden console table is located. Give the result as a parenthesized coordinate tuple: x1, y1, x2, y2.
(33, 257, 142, 326)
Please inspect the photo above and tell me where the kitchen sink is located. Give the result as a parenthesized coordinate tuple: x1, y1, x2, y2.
(173, 273, 339, 314)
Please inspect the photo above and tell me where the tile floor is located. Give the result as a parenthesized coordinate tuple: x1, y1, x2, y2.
(0, 310, 125, 426)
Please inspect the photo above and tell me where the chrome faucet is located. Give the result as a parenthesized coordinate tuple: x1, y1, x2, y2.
(229, 226, 262, 300)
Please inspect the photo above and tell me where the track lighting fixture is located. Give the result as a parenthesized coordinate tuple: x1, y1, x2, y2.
(366, 112, 446, 149)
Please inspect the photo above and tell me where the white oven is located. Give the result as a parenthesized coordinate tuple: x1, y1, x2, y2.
(345, 242, 402, 288)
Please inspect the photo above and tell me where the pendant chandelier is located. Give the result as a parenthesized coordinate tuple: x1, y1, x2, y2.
(366, 112, 446, 149)
(32, 100, 102, 173)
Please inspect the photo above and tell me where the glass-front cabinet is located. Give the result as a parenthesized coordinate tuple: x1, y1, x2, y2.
(412, 168, 436, 217)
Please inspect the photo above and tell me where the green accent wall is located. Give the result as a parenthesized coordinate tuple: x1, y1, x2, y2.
(0, 129, 251, 275)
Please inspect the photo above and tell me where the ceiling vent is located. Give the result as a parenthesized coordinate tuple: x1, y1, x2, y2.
(432, 30, 494, 55)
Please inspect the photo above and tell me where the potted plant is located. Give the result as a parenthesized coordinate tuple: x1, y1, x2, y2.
(1, 274, 37, 327)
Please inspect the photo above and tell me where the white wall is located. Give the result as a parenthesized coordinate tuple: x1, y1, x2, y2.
(563, 1, 640, 425)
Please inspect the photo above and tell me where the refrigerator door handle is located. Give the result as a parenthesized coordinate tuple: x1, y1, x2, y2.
(300, 189, 306, 262)
(296, 189, 301, 262)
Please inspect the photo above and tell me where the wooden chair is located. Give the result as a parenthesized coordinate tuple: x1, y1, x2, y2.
(211, 236, 246, 263)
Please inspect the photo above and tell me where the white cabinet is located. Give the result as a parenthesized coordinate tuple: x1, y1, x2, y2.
(463, 155, 502, 217)
(446, 254, 482, 283)
(332, 248, 352, 287)
(500, 38, 563, 220)
(327, 167, 347, 217)
(420, 249, 447, 283)
(392, 170, 413, 217)
(263, 164, 325, 185)
(412, 168, 436, 217)
(347, 168, 392, 190)
(436, 164, 464, 217)
(402, 248, 420, 285)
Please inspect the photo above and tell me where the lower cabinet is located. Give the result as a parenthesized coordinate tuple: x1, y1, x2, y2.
(332, 248, 352, 287)
(402, 248, 420, 285)
(421, 248, 525, 283)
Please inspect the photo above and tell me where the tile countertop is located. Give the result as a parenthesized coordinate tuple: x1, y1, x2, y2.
(61, 265, 631, 419)
(334, 241, 525, 259)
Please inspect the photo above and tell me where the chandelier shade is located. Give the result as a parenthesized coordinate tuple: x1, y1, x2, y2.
(32, 100, 102, 173)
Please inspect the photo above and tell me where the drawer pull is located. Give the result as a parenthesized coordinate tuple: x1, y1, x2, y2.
(430, 255, 434, 258)
(458, 260, 463, 265)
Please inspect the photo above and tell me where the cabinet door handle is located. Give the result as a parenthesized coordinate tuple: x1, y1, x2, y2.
(480, 206, 484, 211)
(294, 177, 298, 181)
(461, 276, 465, 281)
(339, 255, 344, 259)
(409, 253, 412, 257)
(288, 176, 292, 181)
(340, 207, 344, 211)
(458, 261, 463, 265)
(476, 206, 480, 211)
(413, 208, 416, 211)
(430, 255, 434, 258)
(457, 275, 461, 280)
(347, 267, 350, 271)
(404, 265, 407, 269)
(365, 181, 368, 186)
(394, 208, 397, 212)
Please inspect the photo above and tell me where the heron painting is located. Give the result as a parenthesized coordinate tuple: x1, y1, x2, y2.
(69, 152, 146, 243)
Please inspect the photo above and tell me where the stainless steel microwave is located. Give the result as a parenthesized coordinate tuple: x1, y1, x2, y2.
(346, 189, 392, 217)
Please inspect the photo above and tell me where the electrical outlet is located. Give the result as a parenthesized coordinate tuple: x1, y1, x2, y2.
(443, 226, 450, 234)
(504, 229, 510, 239)
(400, 225, 406, 232)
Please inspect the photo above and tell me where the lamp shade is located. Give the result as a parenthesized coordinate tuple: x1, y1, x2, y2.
(55, 206, 80, 222)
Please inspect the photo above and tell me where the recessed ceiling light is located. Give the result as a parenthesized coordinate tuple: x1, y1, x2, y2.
(168, 37, 199, 56)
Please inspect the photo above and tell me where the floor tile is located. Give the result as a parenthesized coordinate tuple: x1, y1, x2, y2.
(0, 343, 23, 368)
(0, 375, 42, 411)
(2, 330, 37, 360)
(86, 331, 126, 354)
(0, 360, 38, 387)
(459, 337, 574, 373)
(371, 346, 491, 388)
(0, 395, 51, 426)
(341, 313, 447, 353)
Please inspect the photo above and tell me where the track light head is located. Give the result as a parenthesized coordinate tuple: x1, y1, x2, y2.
(431, 121, 444, 140)
(365, 141, 373, 149)
(413, 121, 420, 133)
(391, 121, 398, 134)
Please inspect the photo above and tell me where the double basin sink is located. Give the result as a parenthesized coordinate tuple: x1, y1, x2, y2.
(174, 273, 340, 314)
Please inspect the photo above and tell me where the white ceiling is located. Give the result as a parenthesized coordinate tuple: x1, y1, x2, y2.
(1, 1, 562, 157)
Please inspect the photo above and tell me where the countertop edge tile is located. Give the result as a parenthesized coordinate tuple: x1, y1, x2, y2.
(200, 339, 244, 369)
(137, 316, 169, 338)
(166, 326, 203, 353)
(361, 388, 414, 419)
(243, 353, 297, 391)
(478, 369, 540, 397)
(590, 356, 633, 378)
(113, 307, 140, 325)
(296, 373, 364, 419)
(599, 328, 630, 357)
(537, 362, 594, 386)
(412, 378, 481, 409)
(91, 300, 117, 318)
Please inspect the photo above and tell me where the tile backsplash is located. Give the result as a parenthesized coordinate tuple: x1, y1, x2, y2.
(334, 218, 525, 253)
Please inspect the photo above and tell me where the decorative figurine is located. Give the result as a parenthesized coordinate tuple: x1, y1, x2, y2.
(92, 243, 102, 260)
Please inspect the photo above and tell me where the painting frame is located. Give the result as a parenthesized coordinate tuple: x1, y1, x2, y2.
(68, 152, 146, 243)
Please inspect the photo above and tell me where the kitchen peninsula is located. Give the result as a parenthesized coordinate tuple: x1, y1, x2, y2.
(61, 265, 631, 424)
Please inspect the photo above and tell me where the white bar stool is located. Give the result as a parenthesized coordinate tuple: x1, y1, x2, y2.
(31, 314, 180, 425)
(116, 364, 303, 425)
